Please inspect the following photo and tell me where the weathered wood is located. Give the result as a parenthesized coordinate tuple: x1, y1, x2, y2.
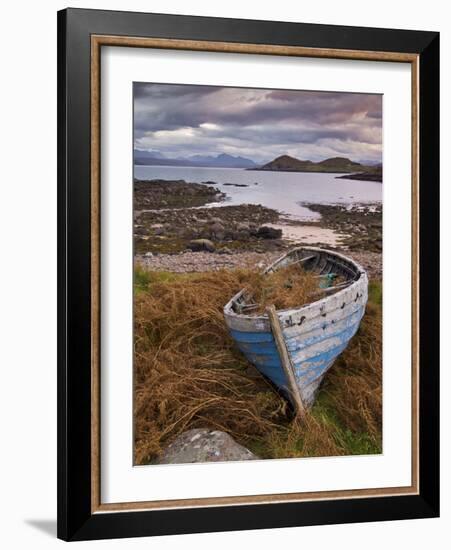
(266, 305, 306, 418)
(240, 303, 259, 311)
(266, 255, 316, 274)
(290, 255, 317, 266)
(320, 281, 353, 293)
(224, 247, 368, 408)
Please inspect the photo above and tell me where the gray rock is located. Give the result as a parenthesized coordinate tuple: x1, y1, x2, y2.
(158, 429, 258, 464)
(210, 222, 225, 241)
(223, 183, 249, 187)
(236, 222, 250, 231)
(257, 226, 282, 239)
(234, 222, 250, 239)
(187, 239, 216, 252)
(210, 222, 224, 233)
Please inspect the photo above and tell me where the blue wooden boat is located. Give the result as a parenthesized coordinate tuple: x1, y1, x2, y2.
(223, 247, 368, 408)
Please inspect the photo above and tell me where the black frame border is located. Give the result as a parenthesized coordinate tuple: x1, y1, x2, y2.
(57, 8, 439, 541)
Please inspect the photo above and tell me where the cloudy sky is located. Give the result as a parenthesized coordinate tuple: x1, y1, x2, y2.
(134, 83, 382, 164)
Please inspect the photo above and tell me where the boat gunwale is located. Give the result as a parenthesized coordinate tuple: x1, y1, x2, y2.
(223, 246, 368, 324)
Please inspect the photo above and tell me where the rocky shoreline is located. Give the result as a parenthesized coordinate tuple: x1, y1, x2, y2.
(137, 249, 382, 280)
(300, 203, 382, 252)
(134, 179, 382, 278)
(134, 179, 283, 255)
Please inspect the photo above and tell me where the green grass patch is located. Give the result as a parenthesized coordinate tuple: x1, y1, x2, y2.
(368, 280, 382, 306)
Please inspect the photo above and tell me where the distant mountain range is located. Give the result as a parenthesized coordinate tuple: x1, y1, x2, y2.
(134, 150, 382, 180)
(252, 155, 369, 173)
(134, 150, 257, 168)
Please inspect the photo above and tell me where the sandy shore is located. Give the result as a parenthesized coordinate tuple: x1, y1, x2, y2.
(266, 222, 344, 246)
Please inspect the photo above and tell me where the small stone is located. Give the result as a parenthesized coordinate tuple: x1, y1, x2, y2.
(257, 226, 282, 239)
(187, 239, 216, 252)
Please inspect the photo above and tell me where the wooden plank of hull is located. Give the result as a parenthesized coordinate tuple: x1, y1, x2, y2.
(294, 360, 335, 407)
(231, 312, 362, 407)
(284, 306, 365, 350)
(230, 305, 365, 354)
(233, 326, 357, 408)
(289, 316, 363, 364)
(267, 305, 307, 416)
(224, 273, 368, 334)
(224, 279, 367, 335)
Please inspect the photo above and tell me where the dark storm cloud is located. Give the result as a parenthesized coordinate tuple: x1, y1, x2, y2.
(133, 83, 382, 163)
(134, 82, 222, 99)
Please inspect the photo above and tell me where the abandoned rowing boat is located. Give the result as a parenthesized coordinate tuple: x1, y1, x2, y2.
(223, 247, 368, 409)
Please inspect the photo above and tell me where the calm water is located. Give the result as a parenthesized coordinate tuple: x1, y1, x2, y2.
(134, 165, 382, 220)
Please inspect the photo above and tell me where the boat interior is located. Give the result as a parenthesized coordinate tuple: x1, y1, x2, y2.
(231, 248, 363, 315)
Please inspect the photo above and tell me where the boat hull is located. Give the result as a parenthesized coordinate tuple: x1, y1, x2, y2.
(224, 247, 368, 407)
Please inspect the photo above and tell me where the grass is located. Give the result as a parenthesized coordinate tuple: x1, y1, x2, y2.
(133, 267, 382, 464)
(243, 264, 323, 314)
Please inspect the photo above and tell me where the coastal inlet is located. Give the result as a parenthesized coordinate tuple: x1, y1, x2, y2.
(134, 175, 382, 277)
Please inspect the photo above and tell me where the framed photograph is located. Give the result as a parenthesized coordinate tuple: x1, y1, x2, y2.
(57, 8, 439, 541)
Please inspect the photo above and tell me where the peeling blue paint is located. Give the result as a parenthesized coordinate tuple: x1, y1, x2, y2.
(229, 312, 362, 407)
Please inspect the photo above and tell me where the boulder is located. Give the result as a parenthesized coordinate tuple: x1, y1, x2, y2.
(257, 226, 283, 239)
(187, 239, 216, 252)
(236, 222, 250, 231)
(210, 222, 225, 241)
(211, 222, 224, 232)
(234, 222, 250, 239)
(158, 429, 258, 464)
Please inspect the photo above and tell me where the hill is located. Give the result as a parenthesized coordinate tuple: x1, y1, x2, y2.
(255, 155, 314, 172)
(253, 154, 366, 173)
